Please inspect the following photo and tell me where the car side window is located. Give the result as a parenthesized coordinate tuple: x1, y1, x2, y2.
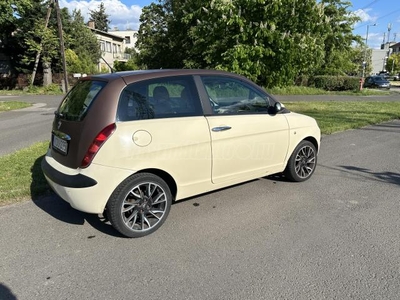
(201, 76, 271, 115)
(117, 76, 202, 121)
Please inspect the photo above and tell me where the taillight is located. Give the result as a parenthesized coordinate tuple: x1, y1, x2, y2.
(81, 123, 116, 168)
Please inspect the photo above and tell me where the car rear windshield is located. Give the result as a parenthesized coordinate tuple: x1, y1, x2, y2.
(57, 80, 106, 121)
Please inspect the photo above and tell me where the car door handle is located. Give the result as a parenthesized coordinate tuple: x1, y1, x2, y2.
(212, 126, 232, 132)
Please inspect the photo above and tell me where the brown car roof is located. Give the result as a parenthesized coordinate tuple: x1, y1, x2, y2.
(87, 69, 250, 85)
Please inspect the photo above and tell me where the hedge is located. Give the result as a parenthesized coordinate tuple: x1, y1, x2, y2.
(309, 75, 360, 91)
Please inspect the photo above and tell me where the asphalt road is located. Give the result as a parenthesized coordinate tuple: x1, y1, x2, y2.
(1, 118, 400, 299)
(0, 95, 62, 156)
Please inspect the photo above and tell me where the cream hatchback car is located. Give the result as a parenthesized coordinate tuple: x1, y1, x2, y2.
(42, 69, 320, 238)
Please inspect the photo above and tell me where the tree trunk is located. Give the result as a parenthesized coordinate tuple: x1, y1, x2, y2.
(42, 61, 52, 86)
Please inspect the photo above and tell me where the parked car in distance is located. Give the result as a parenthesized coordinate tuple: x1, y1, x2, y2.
(364, 75, 391, 89)
(42, 69, 321, 238)
(393, 73, 399, 81)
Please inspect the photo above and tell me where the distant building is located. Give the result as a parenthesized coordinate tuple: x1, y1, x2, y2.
(371, 49, 387, 74)
(87, 21, 130, 72)
(390, 42, 400, 54)
(108, 29, 138, 52)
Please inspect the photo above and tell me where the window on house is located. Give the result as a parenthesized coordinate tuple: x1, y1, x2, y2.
(106, 42, 111, 52)
(100, 41, 105, 52)
(113, 43, 117, 53)
(125, 36, 131, 44)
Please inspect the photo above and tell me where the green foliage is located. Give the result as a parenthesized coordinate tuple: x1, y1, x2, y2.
(310, 75, 360, 91)
(25, 83, 62, 94)
(0, 0, 32, 47)
(21, 19, 59, 66)
(64, 10, 101, 74)
(316, 0, 361, 75)
(136, 3, 177, 69)
(136, 0, 361, 87)
(65, 49, 97, 74)
(89, 2, 110, 32)
(113, 49, 141, 71)
(387, 53, 400, 74)
(1, 1, 101, 83)
(113, 59, 139, 71)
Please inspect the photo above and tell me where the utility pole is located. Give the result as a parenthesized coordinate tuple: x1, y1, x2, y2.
(54, 0, 69, 93)
(383, 23, 392, 72)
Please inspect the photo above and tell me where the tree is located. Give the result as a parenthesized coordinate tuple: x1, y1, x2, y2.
(65, 9, 101, 74)
(23, 18, 59, 85)
(89, 2, 110, 32)
(136, 3, 175, 69)
(136, 0, 363, 87)
(0, 0, 32, 48)
(183, 0, 328, 87)
(114, 48, 140, 71)
(316, 0, 361, 75)
(387, 53, 400, 74)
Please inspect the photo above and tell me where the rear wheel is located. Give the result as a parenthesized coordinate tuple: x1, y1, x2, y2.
(107, 173, 172, 238)
(284, 140, 317, 182)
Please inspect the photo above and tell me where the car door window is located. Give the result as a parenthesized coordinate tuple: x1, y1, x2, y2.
(118, 76, 202, 121)
(201, 76, 271, 115)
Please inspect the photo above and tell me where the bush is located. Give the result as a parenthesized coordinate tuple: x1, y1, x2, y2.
(0, 76, 17, 90)
(309, 75, 360, 91)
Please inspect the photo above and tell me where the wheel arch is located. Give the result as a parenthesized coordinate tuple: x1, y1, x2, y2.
(303, 136, 319, 152)
(136, 168, 178, 200)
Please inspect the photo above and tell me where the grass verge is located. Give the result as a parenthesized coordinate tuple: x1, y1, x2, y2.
(285, 101, 400, 134)
(0, 142, 51, 206)
(0, 101, 31, 112)
(270, 86, 391, 96)
(0, 84, 64, 96)
(0, 101, 400, 205)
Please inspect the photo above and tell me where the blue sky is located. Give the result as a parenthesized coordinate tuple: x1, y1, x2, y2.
(60, 0, 400, 49)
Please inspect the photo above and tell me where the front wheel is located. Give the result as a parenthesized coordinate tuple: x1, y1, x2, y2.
(107, 173, 172, 238)
(284, 140, 317, 182)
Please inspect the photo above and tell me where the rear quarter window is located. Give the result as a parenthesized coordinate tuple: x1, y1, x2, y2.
(57, 80, 106, 121)
(117, 76, 202, 121)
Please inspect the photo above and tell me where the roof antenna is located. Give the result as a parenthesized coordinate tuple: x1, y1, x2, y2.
(100, 56, 115, 73)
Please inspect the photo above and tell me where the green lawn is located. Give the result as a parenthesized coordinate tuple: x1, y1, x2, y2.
(0, 101, 31, 112)
(284, 101, 400, 134)
(0, 142, 51, 205)
(0, 101, 399, 205)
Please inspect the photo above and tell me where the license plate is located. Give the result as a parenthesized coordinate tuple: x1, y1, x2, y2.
(52, 135, 68, 155)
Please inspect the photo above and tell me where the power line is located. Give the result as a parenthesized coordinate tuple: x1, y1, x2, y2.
(354, 7, 400, 30)
(360, 0, 382, 10)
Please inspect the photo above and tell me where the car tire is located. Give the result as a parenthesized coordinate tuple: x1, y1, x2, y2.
(107, 173, 172, 238)
(284, 140, 317, 182)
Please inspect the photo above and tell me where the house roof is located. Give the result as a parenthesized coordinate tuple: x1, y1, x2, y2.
(88, 27, 124, 41)
(389, 42, 400, 49)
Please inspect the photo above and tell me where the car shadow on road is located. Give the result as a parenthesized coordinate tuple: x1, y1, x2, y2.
(0, 283, 17, 300)
(30, 156, 125, 238)
(320, 163, 400, 187)
(338, 165, 400, 186)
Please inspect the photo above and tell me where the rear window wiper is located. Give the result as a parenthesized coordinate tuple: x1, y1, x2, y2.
(54, 111, 64, 118)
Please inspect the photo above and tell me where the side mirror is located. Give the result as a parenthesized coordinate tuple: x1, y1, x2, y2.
(274, 102, 282, 113)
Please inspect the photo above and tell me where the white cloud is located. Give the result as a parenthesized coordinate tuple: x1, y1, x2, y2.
(353, 8, 377, 23)
(59, 0, 142, 30)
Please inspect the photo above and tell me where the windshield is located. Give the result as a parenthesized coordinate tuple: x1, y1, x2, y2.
(57, 80, 106, 121)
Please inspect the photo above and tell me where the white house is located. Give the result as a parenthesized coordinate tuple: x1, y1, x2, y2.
(108, 29, 138, 52)
(87, 21, 130, 72)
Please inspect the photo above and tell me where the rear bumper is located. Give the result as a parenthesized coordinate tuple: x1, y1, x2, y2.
(41, 158, 97, 188)
(41, 149, 135, 214)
